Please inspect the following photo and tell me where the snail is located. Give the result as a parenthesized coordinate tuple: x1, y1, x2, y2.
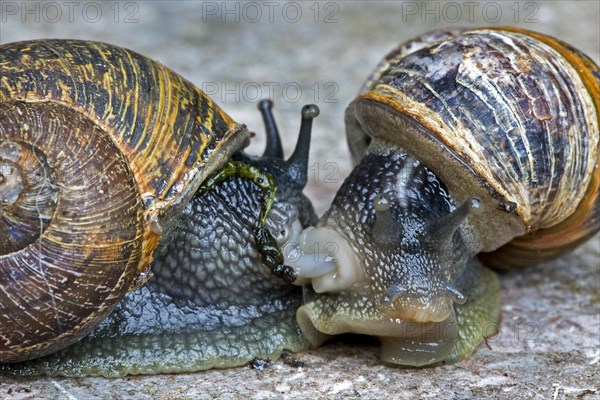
(0, 39, 319, 375)
(1, 26, 598, 376)
(283, 27, 599, 367)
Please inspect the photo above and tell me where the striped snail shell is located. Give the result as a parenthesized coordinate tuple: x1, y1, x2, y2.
(347, 27, 600, 266)
(285, 27, 599, 367)
(0, 39, 249, 362)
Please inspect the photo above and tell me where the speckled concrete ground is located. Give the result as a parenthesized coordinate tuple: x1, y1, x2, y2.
(1, 1, 599, 399)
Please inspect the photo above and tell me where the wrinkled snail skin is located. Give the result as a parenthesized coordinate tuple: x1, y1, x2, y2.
(287, 27, 599, 366)
(0, 39, 316, 375)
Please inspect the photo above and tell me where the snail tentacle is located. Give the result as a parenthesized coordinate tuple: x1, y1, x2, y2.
(258, 99, 284, 159)
(286, 104, 320, 188)
(371, 193, 403, 247)
(422, 197, 484, 251)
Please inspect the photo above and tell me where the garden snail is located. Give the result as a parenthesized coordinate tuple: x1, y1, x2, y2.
(1, 26, 598, 377)
(0, 39, 318, 375)
(283, 27, 599, 366)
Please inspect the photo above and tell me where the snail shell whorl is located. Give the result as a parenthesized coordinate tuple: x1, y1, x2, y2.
(0, 102, 143, 361)
(346, 27, 600, 266)
(0, 40, 248, 361)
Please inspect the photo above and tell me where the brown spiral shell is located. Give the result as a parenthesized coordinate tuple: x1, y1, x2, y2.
(345, 27, 600, 267)
(0, 40, 248, 362)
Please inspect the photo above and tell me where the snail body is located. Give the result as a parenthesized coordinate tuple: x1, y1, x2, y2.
(286, 28, 599, 366)
(0, 40, 317, 375)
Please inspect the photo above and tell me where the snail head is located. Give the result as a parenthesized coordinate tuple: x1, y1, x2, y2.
(285, 144, 496, 366)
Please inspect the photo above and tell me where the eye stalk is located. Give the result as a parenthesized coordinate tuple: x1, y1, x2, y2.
(286, 104, 320, 188)
(256, 100, 319, 189)
(252, 101, 323, 284)
(371, 193, 403, 247)
(422, 197, 484, 247)
(258, 99, 284, 159)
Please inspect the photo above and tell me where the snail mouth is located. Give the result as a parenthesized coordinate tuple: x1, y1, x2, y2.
(285, 222, 465, 365)
(379, 295, 456, 323)
(296, 293, 460, 366)
(379, 282, 466, 323)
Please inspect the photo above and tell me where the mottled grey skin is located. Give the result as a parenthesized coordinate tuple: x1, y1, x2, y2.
(0, 153, 316, 377)
(151, 152, 316, 308)
(297, 143, 500, 366)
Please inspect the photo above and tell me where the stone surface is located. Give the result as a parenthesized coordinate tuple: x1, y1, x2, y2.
(1, 1, 599, 399)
